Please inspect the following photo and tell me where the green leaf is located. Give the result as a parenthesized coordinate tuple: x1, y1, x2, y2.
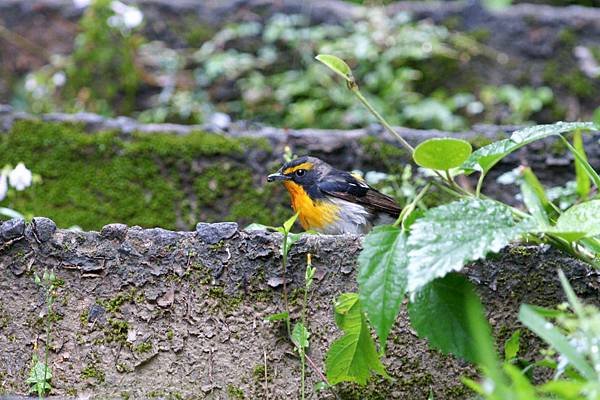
(573, 130, 591, 199)
(326, 293, 389, 385)
(413, 138, 472, 171)
(461, 122, 595, 174)
(407, 199, 530, 292)
(292, 322, 310, 350)
(560, 136, 600, 189)
(482, 0, 512, 10)
(264, 311, 289, 322)
(551, 200, 600, 241)
(557, 269, 585, 319)
(503, 363, 536, 400)
(465, 284, 510, 398)
(518, 304, 596, 380)
(283, 212, 299, 233)
(408, 273, 481, 362)
(539, 380, 586, 398)
(244, 223, 273, 231)
(315, 54, 353, 82)
(503, 330, 521, 361)
(510, 122, 594, 144)
(519, 168, 549, 227)
(358, 226, 408, 349)
(594, 107, 600, 127)
(461, 138, 514, 173)
(0, 207, 24, 220)
(27, 361, 52, 383)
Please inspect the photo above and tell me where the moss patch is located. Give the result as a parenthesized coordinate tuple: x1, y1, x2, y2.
(0, 120, 288, 230)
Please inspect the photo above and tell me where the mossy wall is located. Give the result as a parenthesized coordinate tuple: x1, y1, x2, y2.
(0, 120, 290, 230)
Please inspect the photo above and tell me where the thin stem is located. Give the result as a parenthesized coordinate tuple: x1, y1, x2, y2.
(281, 232, 290, 336)
(395, 183, 432, 227)
(300, 351, 305, 400)
(305, 354, 341, 400)
(475, 172, 485, 198)
(42, 285, 52, 400)
(350, 86, 414, 154)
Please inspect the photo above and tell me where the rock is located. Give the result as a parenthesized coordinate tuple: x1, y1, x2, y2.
(32, 217, 57, 242)
(100, 223, 128, 241)
(88, 304, 105, 323)
(196, 222, 238, 244)
(0, 218, 25, 240)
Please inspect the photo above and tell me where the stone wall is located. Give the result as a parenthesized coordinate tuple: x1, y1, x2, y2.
(1, 218, 599, 399)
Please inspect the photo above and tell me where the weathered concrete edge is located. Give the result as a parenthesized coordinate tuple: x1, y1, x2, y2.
(2, 216, 600, 398)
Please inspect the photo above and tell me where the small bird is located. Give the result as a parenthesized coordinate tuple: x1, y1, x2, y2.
(267, 156, 401, 234)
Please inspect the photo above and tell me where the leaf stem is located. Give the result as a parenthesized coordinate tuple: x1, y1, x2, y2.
(349, 83, 414, 154)
(475, 172, 485, 198)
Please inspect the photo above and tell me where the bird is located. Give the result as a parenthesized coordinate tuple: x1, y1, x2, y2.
(267, 156, 401, 234)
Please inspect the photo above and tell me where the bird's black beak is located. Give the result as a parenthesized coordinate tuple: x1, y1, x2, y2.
(267, 172, 291, 182)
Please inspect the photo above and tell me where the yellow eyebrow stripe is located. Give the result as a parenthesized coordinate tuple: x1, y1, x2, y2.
(283, 162, 313, 175)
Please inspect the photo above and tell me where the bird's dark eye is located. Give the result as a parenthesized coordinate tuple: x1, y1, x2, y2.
(295, 169, 306, 177)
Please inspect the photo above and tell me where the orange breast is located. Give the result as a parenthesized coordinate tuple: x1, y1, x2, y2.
(283, 181, 339, 230)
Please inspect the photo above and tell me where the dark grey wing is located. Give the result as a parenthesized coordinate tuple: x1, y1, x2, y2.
(317, 172, 401, 217)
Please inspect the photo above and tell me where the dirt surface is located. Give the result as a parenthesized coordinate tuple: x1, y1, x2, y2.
(1, 218, 599, 399)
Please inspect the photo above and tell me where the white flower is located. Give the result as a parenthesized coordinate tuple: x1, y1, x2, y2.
(0, 172, 7, 201)
(73, 0, 91, 8)
(110, 1, 143, 29)
(8, 163, 33, 191)
(24, 75, 37, 92)
(52, 72, 66, 87)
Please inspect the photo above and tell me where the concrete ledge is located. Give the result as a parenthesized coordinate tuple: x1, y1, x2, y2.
(1, 218, 599, 398)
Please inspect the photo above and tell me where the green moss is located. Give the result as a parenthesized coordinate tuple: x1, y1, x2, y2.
(105, 318, 129, 344)
(226, 384, 245, 399)
(208, 286, 243, 312)
(542, 60, 597, 99)
(81, 363, 105, 383)
(100, 288, 139, 313)
(65, 387, 78, 396)
(166, 329, 174, 340)
(252, 364, 273, 383)
(194, 163, 289, 227)
(134, 341, 152, 353)
(557, 28, 577, 47)
(0, 120, 283, 230)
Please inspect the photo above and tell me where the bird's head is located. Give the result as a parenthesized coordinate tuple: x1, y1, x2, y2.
(267, 156, 331, 189)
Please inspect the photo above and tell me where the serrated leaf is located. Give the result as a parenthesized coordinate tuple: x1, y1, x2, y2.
(358, 226, 408, 349)
(326, 293, 389, 385)
(413, 138, 472, 171)
(315, 54, 353, 82)
(408, 273, 482, 362)
(27, 361, 52, 381)
(292, 322, 310, 350)
(461, 122, 595, 174)
(519, 305, 595, 380)
(551, 200, 600, 241)
(407, 199, 530, 292)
